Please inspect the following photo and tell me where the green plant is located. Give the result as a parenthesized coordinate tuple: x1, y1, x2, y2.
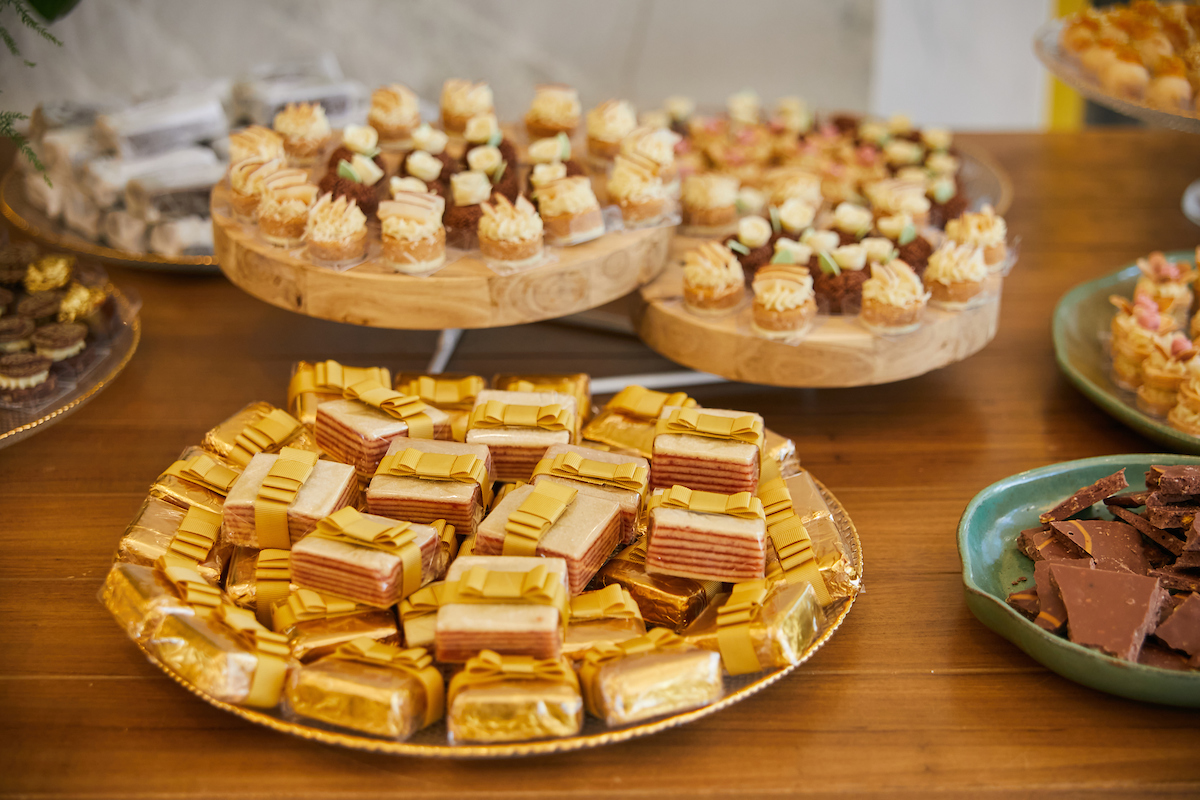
(1, 0, 65, 181)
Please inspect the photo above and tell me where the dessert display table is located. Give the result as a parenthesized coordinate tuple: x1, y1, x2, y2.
(4, 131, 1200, 796)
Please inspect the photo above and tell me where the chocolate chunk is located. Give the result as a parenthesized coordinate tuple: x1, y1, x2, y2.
(1049, 520, 1151, 575)
(1184, 522, 1200, 553)
(1019, 527, 1085, 563)
(1106, 505, 1185, 556)
(1147, 465, 1200, 497)
(1049, 563, 1165, 661)
(1149, 567, 1200, 592)
(1138, 641, 1196, 671)
(1155, 593, 1200, 656)
(1040, 469, 1128, 524)
(1106, 490, 1151, 508)
(1175, 551, 1200, 569)
(1006, 588, 1039, 620)
(30, 322, 86, 350)
(1034, 560, 1070, 633)
(1145, 493, 1200, 530)
(0, 352, 52, 378)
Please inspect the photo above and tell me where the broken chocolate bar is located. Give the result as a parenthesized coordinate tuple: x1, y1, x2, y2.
(1048, 520, 1150, 575)
(1154, 593, 1200, 657)
(1039, 469, 1128, 524)
(1105, 504, 1185, 557)
(1049, 563, 1166, 661)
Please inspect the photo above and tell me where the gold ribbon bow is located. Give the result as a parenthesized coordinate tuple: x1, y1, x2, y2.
(375, 448, 491, 504)
(468, 400, 573, 432)
(253, 447, 319, 550)
(613, 538, 647, 565)
(344, 378, 435, 439)
(166, 506, 222, 564)
(445, 564, 569, 626)
(311, 508, 427, 603)
(330, 637, 445, 728)
(608, 385, 696, 420)
(577, 628, 690, 715)
(648, 485, 765, 521)
(756, 477, 831, 605)
(657, 407, 763, 448)
(254, 549, 291, 626)
(717, 579, 770, 675)
(228, 408, 303, 467)
(397, 375, 485, 410)
(569, 584, 643, 622)
(532, 452, 649, 493)
(399, 581, 453, 623)
(160, 559, 223, 614)
(288, 360, 391, 405)
(163, 453, 240, 496)
(271, 588, 365, 632)
(448, 649, 578, 703)
(212, 602, 290, 708)
(502, 482, 578, 556)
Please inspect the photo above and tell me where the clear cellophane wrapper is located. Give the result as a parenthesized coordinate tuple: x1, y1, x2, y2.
(491, 373, 592, 426)
(114, 495, 230, 585)
(149, 445, 235, 514)
(148, 613, 262, 705)
(785, 470, 860, 601)
(594, 541, 722, 632)
(284, 657, 428, 739)
(488, 482, 525, 513)
(287, 610, 401, 663)
(203, 400, 320, 463)
(563, 617, 648, 660)
(447, 680, 583, 744)
(100, 562, 198, 642)
(582, 410, 657, 457)
(289, 361, 394, 429)
(585, 649, 723, 727)
(684, 581, 824, 673)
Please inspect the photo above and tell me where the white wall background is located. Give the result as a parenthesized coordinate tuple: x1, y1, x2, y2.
(0, 0, 1051, 131)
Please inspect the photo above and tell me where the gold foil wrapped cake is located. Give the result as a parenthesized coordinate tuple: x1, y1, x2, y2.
(100, 562, 214, 642)
(564, 584, 647, 659)
(114, 497, 230, 585)
(150, 445, 242, 514)
(583, 385, 699, 457)
(446, 650, 582, 743)
(289, 360, 392, 428)
(595, 537, 720, 631)
(203, 401, 319, 467)
(492, 373, 592, 427)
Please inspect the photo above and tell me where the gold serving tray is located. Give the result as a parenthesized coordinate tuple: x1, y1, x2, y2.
(129, 475, 861, 758)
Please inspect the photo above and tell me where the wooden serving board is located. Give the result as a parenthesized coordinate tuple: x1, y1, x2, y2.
(211, 182, 670, 331)
(632, 235, 1001, 387)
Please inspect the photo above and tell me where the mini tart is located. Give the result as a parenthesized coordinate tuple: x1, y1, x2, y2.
(923, 243, 988, 309)
(368, 84, 421, 148)
(536, 177, 605, 246)
(378, 194, 447, 274)
(0, 352, 56, 403)
(608, 155, 667, 227)
(753, 297, 816, 338)
(441, 79, 493, 136)
(587, 100, 637, 162)
(478, 195, 544, 268)
(751, 266, 817, 339)
(257, 184, 319, 247)
(304, 193, 368, 264)
(680, 174, 739, 235)
(682, 241, 745, 315)
(859, 261, 929, 335)
(272, 102, 332, 166)
(525, 84, 581, 139)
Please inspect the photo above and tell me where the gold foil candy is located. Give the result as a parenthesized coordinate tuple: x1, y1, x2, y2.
(569, 584, 643, 622)
(395, 373, 486, 411)
(446, 650, 582, 743)
(685, 580, 824, 675)
(398, 581, 451, 649)
(24, 253, 75, 293)
(151, 446, 240, 514)
(56, 280, 108, 323)
(582, 387, 700, 458)
(254, 549, 292, 625)
(287, 609, 401, 663)
(756, 477, 831, 604)
(492, 373, 591, 423)
(288, 360, 393, 426)
(100, 562, 198, 642)
(607, 386, 696, 420)
(596, 538, 720, 631)
(272, 587, 369, 633)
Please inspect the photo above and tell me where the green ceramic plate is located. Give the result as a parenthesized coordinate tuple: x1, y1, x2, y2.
(959, 453, 1200, 707)
(1053, 251, 1200, 455)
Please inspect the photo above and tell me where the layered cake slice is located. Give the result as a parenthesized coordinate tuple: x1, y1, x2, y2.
(530, 443, 648, 545)
(651, 406, 763, 495)
(315, 398, 451, 480)
(365, 438, 494, 536)
(465, 389, 576, 482)
(222, 450, 357, 548)
(645, 487, 768, 583)
(473, 482, 621, 595)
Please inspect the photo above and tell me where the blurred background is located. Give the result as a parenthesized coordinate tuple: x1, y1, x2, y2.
(0, 0, 1081, 132)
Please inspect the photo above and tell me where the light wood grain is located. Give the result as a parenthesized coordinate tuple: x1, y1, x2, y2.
(212, 182, 671, 330)
(3, 130, 1200, 798)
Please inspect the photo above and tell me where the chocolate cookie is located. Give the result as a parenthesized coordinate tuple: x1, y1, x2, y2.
(16, 291, 63, 324)
(32, 321, 90, 381)
(0, 286, 12, 314)
(0, 352, 57, 404)
(0, 240, 38, 285)
(0, 317, 34, 353)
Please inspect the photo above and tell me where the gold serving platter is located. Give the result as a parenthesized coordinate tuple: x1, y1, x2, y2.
(127, 473, 861, 758)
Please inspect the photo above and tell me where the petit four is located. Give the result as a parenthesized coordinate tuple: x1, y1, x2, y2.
(651, 405, 763, 495)
(444, 171, 494, 249)
(645, 485, 768, 583)
(1137, 334, 1195, 417)
(367, 437, 494, 536)
(202, 401, 316, 468)
(315, 388, 450, 479)
(478, 195, 544, 270)
(304, 193, 368, 265)
(368, 84, 421, 150)
(465, 389, 577, 482)
(272, 102, 332, 166)
(564, 585, 647, 658)
(682, 242, 745, 316)
(531, 443, 649, 544)
(378, 194, 447, 274)
(287, 359, 392, 429)
(724, 215, 774, 276)
(30, 321, 89, 380)
(582, 385, 699, 458)
(684, 579, 822, 674)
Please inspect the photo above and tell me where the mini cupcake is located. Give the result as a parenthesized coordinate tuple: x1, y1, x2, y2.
(441, 79, 493, 137)
(945, 204, 1009, 272)
(680, 174, 739, 236)
(876, 213, 932, 276)
(770, 237, 813, 268)
(325, 124, 386, 174)
(775, 197, 817, 240)
(378, 193, 447, 274)
(319, 153, 385, 218)
(409, 123, 458, 180)
(272, 102, 332, 167)
(368, 84, 421, 150)
(723, 216, 774, 278)
(813, 242, 870, 314)
(860, 260, 930, 336)
(536, 176, 605, 246)
(0, 317, 33, 353)
(751, 264, 817, 340)
(257, 182, 319, 247)
(525, 84, 581, 139)
(619, 126, 682, 196)
(304, 193, 367, 266)
(926, 173, 968, 230)
(444, 171, 495, 249)
(228, 125, 284, 163)
(586, 100, 637, 164)
(0, 352, 56, 405)
(682, 242, 745, 315)
(607, 155, 667, 227)
(526, 134, 586, 181)
(463, 112, 518, 175)
(832, 201, 874, 245)
(479, 195, 544, 270)
(1134, 250, 1198, 327)
(465, 142, 518, 202)
(1138, 333, 1196, 417)
(528, 161, 568, 202)
(31, 321, 89, 380)
(229, 157, 283, 220)
(923, 242, 988, 310)
(864, 178, 930, 226)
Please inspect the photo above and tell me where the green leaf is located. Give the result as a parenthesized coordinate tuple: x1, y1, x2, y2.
(768, 205, 781, 234)
(728, 239, 750, 255)
(818, 251, 841, 275)
(491, 160, 507, 186)
(770, 248, 796, 265)
(933, 181, 956, 204)
(337, 160, 361, 182)
(556, 131, 571, 160)
(898, 223, 917, 246)
(487, 129, 503, 148)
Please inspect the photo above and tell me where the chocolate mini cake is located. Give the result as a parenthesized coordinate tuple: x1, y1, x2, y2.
(325, 146, 386, 175)
(0, 317, 34, 353)
(317, 173, 380, 218)
(0, 352, 56, 404)
(443, 195, 497, 250)
(31, 321, 89, 381)
(811, 259, 869, 314)
(721, 234, 772, 281)
(17, 292, 63, 324)
(897, 236, 934, 278)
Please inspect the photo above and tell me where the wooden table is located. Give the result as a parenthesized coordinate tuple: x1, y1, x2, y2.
(3, 130, 1200, 798)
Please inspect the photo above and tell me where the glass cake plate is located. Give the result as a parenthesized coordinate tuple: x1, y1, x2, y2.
(1053, 251, 1200, 455)
(959, 453, 1200, 707)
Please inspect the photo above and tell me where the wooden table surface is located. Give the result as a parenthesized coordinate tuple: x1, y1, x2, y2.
(3, 130, 1200, 799)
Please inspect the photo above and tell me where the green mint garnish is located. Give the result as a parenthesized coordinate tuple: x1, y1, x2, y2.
(363, 146, 382, 158)
(337, 160, 362, 182)
(818, 251, 841, 275)
(769, 205, 781, 234)
(491, 160, 507, 185)
(556, 132, 571, 160)
(933, 181, 956, 204)
(728, 240, 750, 255)
(487, 130, 503, 148)
(770, 248, 796, 265)
(898, 223, 917, 246)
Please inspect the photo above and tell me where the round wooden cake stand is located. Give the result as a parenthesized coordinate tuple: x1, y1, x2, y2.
(212, 182, 671, 331)
(0, 170, 218, 273)
(632, 235, 1001, 388)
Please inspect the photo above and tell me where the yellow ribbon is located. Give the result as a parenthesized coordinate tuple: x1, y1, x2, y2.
(253, 447, 319, 550)
(166, 506, 222, 563)
(648, 485, 765, 521)
(375, 447, 492, 505)
(443, 564, 569, 626)
(468, 400, 573, 432)
(569, 584, 642, 622)
(656, 407, 764, 448)
(254, 549, 292, 626)
(310, 507, 425, 603)
(396, 375, 485, 410)
(162, 454, 240, 496)
(329, 637, 445, 728)
(212, 602, 290, 708)
(398, 581, 452, 623)
(613, 538, 647, 565)
(344, 378, 435, 439)
(608, 385, 696, 420)
(447, 649, 578, 703)
(532, 451, 648, 493)
(502, 482, 578, 556)
(577, 628, 690, 716)
(716, 579, 769, 675)
(228, 408, 303, 467)
(288, 360, 392, 406)
(272, 587, 366, 632)
(756, 477, 831, 605)
(160, 558, 223, 615)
